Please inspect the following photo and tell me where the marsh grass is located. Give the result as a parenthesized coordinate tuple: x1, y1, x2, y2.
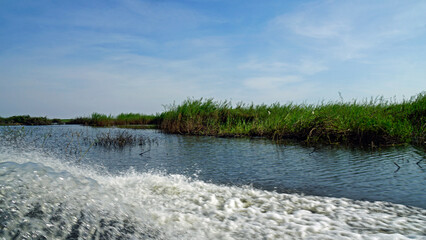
(159, 93, 425, 146)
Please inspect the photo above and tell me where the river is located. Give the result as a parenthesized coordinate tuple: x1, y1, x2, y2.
(0, 125, 425, 239)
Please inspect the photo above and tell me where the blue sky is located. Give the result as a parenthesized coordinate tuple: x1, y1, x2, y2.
(1, 0, 425, 118)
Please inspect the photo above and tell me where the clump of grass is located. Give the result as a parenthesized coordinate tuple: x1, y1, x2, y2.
(159, 93, 425, 146)
(93, 131, 158, 148)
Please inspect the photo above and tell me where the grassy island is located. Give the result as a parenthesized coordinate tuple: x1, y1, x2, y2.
(160, 93, 425, 146)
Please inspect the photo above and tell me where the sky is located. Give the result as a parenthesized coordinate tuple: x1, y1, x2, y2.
(1, 0, 425, 118)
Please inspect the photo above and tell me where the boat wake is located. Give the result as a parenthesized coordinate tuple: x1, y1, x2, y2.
(0, 146, 425, 239)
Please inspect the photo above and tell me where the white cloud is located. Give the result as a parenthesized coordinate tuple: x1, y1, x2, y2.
(269, 1, 426, 60)
(0, 46, 238, 117)
(243, 76, 301, 90)
(295, 59, 328, 75)
(271, 14, 349, 40)
(239, 58, 327, 76)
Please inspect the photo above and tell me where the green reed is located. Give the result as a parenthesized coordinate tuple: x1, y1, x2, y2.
(159, 93, 425, 146)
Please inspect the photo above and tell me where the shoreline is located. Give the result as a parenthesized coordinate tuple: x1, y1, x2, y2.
(1, 93, 425, 147)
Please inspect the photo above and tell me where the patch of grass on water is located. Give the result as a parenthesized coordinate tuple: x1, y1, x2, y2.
(93, 130, 158, 149)
(159, 93, 425, 146)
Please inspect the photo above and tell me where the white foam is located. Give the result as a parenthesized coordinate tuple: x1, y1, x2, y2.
(1, 146, 425, 239)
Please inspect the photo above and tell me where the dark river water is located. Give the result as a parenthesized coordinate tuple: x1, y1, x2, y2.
(1, 125, 425, 239)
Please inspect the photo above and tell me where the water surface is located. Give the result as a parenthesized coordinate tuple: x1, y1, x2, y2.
(0, 125, 425, 239)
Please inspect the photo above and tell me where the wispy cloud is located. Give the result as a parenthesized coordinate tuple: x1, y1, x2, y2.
(239, 58, 327, 76)
(243, 76, 301, 90)
(269, 1, 426, 60)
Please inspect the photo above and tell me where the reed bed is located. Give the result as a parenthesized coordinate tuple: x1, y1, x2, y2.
(159, 93, 425, 146)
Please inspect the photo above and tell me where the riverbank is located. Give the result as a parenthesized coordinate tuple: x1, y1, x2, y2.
(2, 93, 424, 146)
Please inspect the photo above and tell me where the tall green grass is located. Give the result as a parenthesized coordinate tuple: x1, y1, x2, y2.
(160, 93, 425, 146)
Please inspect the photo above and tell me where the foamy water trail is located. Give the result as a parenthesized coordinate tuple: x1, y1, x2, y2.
(0, 146, 425, 239)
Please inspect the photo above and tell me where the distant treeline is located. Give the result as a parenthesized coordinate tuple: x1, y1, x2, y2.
(0, 115, 62, 125)
(68, 113, 161, 127)
(1, 92, 425, 146)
